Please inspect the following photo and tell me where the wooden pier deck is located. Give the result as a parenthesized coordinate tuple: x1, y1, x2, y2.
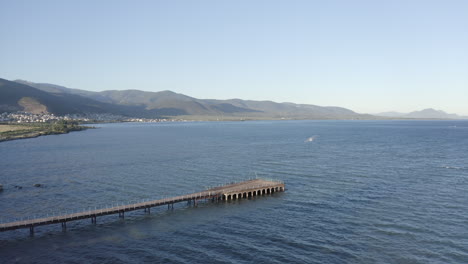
(0, 179, 285, 235)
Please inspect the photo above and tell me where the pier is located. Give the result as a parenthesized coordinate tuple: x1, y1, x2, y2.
(0, 179, 285, 235)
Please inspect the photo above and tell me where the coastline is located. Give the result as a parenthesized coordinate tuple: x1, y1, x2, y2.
(0, 123, 92, 143)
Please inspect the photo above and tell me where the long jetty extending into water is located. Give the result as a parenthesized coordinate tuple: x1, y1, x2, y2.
(0, 179, 285, 236)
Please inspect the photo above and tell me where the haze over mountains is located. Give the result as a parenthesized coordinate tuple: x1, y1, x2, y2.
(2, 78, 371, 120)
(376, 109, 468, 119)
(0, 79, 131, 116)
(1, 78, 465, 120)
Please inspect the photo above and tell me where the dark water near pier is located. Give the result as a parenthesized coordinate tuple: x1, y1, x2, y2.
(1, 120, 468, 263)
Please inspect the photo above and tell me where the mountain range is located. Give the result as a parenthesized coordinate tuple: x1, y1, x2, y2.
(376, 109, 467, 119)
(2, 78, 372, 120)
(2, 78, 465, 120)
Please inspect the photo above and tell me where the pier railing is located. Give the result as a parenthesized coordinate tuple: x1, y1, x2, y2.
(0, 179, 285, 235)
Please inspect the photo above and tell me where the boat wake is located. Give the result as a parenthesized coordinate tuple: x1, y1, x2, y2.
(442, 166, 465, 170)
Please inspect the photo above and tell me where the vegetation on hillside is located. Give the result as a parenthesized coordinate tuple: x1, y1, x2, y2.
(7, 79, 372, 120)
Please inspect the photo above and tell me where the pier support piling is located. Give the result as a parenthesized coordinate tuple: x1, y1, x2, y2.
(0, 179, 285, 237)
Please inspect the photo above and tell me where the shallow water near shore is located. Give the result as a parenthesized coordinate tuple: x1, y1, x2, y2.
(1, 120, 468, 263)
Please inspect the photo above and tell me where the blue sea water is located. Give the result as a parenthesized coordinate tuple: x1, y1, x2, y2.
(0, 120, 467, 263)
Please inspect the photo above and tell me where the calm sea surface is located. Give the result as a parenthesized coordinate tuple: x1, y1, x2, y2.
(0, 120, 467, 263)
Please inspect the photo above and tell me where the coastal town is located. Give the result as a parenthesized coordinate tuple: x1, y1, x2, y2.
(0, 112, 172, 123)
(0, 112, 177, 143)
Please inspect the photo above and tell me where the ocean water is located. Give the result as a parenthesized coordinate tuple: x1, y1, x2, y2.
(0, 120, 467, 263)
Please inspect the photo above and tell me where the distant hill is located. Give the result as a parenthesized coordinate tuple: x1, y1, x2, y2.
(12, 81, 263, 117)
(4, 79, 373, 120)
(14, 80, 109, 102)
(1, 78, 100, 114)
(376, 108, 466, 119)
(95, 90, 259, 116)
(405, 108, 463, 119)
(0, 78, 141, 116)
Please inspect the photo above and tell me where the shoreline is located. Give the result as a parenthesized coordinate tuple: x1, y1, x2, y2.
(2, 118, 466, 143)
(0, 123, 92, 143)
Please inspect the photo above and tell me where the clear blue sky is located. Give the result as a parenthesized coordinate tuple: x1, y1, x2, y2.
(1, 0, 467, 115)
